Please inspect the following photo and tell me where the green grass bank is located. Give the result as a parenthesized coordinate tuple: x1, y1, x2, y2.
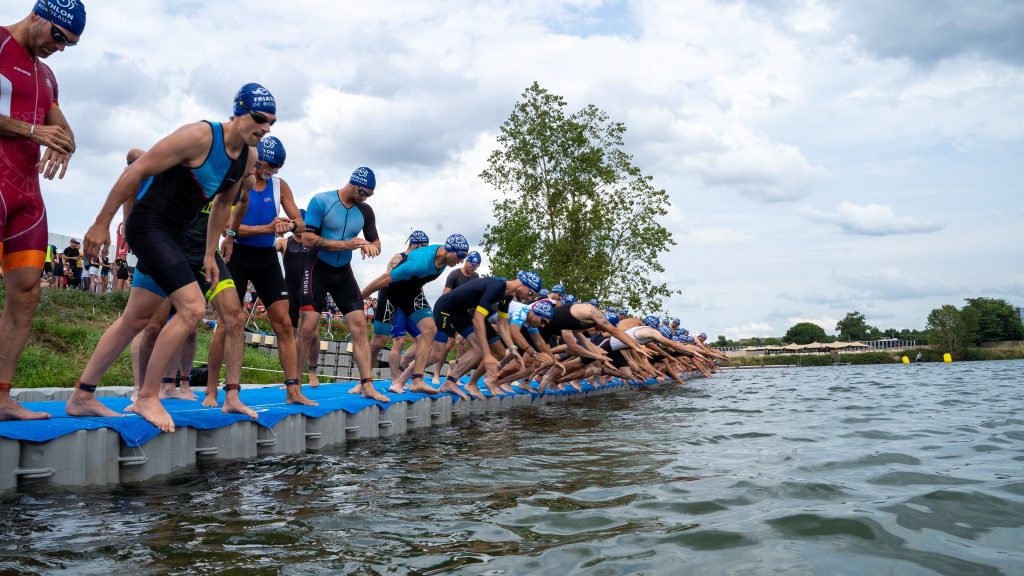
(1, 284, 296, 388)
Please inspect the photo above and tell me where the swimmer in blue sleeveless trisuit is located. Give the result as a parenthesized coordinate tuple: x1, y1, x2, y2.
(206, 135, 316, 407)
(359, 233, 469, 394)
(66, 83, 274, 433)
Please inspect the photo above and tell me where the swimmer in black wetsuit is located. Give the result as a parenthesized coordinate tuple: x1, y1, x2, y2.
(67, 83, 275, 433)
(403, 271, 543, 400)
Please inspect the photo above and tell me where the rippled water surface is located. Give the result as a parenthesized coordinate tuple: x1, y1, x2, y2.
(3, 361, 1024, 575)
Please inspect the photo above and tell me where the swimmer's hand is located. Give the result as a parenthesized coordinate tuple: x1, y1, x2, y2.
(37, 149, 71, 180)
(360, 243, 380, 259)
(204, 253, 220, 288)
(83, 222, 110, 259)
(30, 124, 74, 155)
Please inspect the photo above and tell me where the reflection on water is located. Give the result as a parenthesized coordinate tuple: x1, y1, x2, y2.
(2, 361, 1024, 575)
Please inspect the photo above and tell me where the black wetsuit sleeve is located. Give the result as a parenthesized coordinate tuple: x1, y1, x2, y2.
(478, 279, 505, 311)
(358, 203, 379, 243)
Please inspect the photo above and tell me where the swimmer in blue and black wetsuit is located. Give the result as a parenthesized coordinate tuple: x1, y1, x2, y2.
(402, 271, 543, 400)
(359, 233, 470, 395)
(357, 230, 429, 390)
(66, 83, 275, 433)
(296, 167, 391, 403)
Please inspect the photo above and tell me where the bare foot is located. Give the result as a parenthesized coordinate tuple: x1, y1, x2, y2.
(130, 396, 176, 433)
(569, 381, 582, 391)
(286, 388, 318, 406)
(309, 372, 320, 388)
(360, 384, 391, 403)
(348, 383, 363, 394)
(407, 379, 439, 394)
(179, 385, 198, 400)
(464, 382, 484, 399)
(499, 383, 514, 394)
(160, 387, 195, 401)
(222, 394, 259, 419)
(388, 382, 407, 394)
(66, 390, 122, 419)
(0, 398, 51, 421)
(439, 380, 469, 401)
(201, 388, 220, 408)
(484, 379, 503, 396)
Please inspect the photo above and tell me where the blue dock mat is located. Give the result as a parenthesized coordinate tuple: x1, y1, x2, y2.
(0, 377, 640, 447)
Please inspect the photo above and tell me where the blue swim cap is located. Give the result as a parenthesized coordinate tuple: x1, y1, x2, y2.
(531, 301, 555, 320)
(233, 83, 276, 117)
(539, 288, 550, 298)
(408, 230, 429, 245)
(605, 312, 620, 327)
(619, 308, 630, 317)
(643, 315, 660, 328)
(466, 251, 481, 266)
(444, 233, 469, 255)
(257, 136, 285, 166)
(681, 328, 690, 336)
(563, 294, 577, 305)
(587, 298, 599, 307)
(671, 317, 680, 325)
(684, 335, 695, 344)
(699, 332, 707, 340)
(350, 167, 376, 190)
(658, 326, 673, 338)
(34, 0, 87, 37)
(516, 270, 542, 293)
(551, 284, 565, 295)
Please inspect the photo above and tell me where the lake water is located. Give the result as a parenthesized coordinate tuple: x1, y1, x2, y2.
(2, 361, 1023, 575)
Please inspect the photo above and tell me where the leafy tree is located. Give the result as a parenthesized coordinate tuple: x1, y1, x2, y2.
(480, 82, 676, 311)
(926, 304, 976, 357)
(882, 328, 900, 338)
(836, 311, 875, 341)
(784, 322, 828, 344)
(961, 297, 1024, 343)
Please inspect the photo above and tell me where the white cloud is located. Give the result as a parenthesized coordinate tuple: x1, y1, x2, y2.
(722, 322, 775, 340)
(798, 201, 945, 235)
(786, 316, 839, 334)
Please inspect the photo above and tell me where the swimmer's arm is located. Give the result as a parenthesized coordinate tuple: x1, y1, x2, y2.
(301, 230, 368, 252)
(206, 192, 235, 256)
(44, 106, 75, 153)
(530, 331, 552, 355)
(93, 123, 212, 228)
(472, 309, 495, 361)
(278, 179, 305, 232)
(360, 271, 392, 300)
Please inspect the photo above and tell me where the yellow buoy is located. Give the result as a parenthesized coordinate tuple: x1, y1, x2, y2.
(902, 356, 910, 364)
(943, 353, 952, 363)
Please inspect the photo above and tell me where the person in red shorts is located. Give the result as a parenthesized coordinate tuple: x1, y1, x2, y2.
(0, 0, 85, 421)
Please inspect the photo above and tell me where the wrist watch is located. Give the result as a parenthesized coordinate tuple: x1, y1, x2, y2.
(224, 229, 238, 238)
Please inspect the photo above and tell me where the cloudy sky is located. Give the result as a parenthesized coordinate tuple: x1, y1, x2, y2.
(13, 0, 1024, 339)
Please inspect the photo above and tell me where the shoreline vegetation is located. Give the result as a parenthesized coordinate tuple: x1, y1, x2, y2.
(722, 347, 1024, 368)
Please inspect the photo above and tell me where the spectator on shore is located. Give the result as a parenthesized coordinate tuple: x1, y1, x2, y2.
(62, 239, 82, 289)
